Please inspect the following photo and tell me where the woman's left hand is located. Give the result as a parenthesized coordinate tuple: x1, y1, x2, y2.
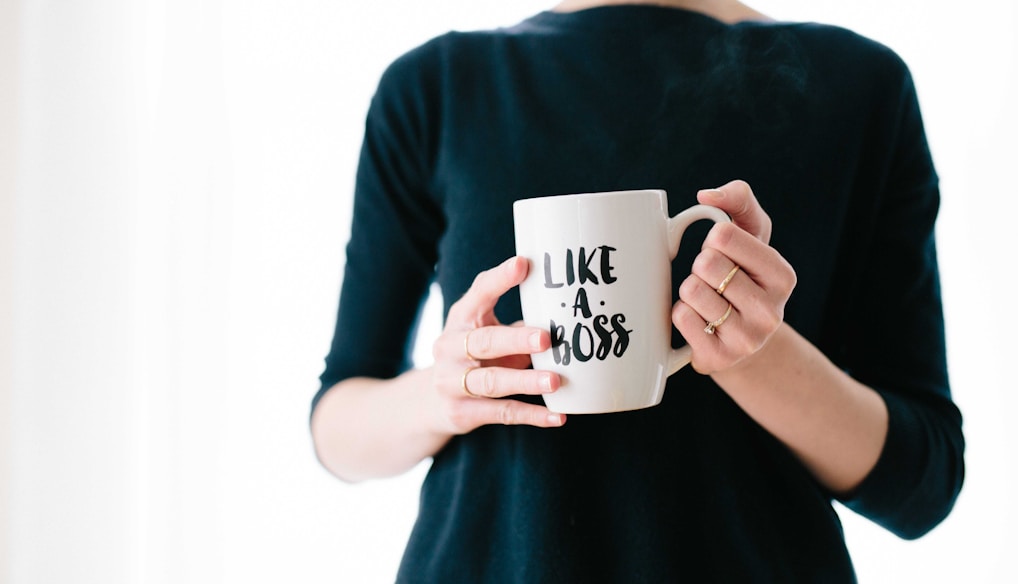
(673, 180, 797, 374)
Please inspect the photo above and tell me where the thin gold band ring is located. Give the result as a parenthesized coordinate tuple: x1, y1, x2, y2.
(716, 265, 741, 295)
(704, 303, 733, 335)
(461, 366, 479, 397)
(464, 329, 480, 362)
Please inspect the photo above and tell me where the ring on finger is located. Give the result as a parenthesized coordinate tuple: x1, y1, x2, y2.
(461, 366, 480, 398)
(464, 329, 481, 362)
(704, 303, 733, 335)
(716, 265, 740, 295)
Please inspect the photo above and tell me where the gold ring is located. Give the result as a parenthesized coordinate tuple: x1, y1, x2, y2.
(716, 265, 740, 295)
(704, 303, 733, 335)
(461, 366, 479, 398)
(464, 329, 480, 362)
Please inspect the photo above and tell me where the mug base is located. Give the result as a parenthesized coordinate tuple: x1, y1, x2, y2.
(543, 397, 663, 415)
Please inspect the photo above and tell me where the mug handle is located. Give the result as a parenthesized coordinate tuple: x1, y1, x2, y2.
(665, 204, 732, 375)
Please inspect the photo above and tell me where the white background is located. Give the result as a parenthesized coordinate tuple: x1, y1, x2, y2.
(1, 0, 1015, 582)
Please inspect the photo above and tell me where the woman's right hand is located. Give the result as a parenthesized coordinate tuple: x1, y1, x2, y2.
(429, 256, 567, 434)
(311, 255, 563, 482)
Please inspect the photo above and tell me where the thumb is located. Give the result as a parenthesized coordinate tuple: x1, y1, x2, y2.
(697, 179, 772, 243)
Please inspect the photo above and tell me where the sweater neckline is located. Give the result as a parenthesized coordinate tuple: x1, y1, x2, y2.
(527, 5, 728, 32)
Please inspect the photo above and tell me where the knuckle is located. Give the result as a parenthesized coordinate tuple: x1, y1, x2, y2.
(761, 305, 783, 332)
(445, 399, 472, 433)
(707, 221, 737, 248)
(432, 335, 446, 361)
(470, 268, 488, 290)
(730, 179, 751, 193)
(435, 366, 461, 399)
(671, 300, 685, 321)
(678, 276, 699, 300)
(515, 328, 534, 354)
(692, 249, 723, 277)
(444, 304, 462, 326)
(747, 297, 782, 334)
(780, 263, 798, 296)
(673, 302, 698, 330)
(497, 401, 516, 426)
(671, 304, 685, 328)
(748, 332, 767, 356)
(475, 328, 495, 358)
(480, 368, 498, 397)
(732, 331, 760, 357)
(530, 371, 549, 394)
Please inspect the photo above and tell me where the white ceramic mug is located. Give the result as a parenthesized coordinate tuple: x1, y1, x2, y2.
(513, 189, 730, 414)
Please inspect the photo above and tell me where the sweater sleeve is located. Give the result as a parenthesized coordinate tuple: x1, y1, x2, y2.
(311, 44, 445, 415)
(836, 58, 964, 539)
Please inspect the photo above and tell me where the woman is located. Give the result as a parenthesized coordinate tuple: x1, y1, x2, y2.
(311, 0, 964, 580)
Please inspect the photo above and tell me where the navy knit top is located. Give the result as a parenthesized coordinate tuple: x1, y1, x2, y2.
(316, 6, 964, 582)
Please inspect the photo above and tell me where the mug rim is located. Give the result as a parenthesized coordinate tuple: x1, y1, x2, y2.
(512, 188, 666, 211)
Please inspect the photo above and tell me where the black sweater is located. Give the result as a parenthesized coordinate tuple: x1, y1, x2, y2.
(316, 6, 964, 582)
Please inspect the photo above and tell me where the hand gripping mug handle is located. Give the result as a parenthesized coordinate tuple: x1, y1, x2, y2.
(665, 204, 732, 375)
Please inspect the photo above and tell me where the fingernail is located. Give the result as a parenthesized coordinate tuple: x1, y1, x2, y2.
(529, 331, 543, 351)
(541, 373, 554, 393)
(547, 413, 564, 425)
(704, 188, 725, 199)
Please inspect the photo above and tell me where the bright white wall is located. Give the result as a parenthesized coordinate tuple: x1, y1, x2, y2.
(1, 1, 1015, 583)
(0, 0, 18, 576)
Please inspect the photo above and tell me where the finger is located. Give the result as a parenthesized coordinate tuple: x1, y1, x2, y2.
(673, 295, 760, 370)
(466, 324, 551, 362)
(697, 180, 772, 243)
(454, 398, 567, 429)
(677, 273, 737, 334)
(485, 353, 535, 371)
(671, 301, 724, 373)
(701, 223, 796, 296)
(435, 325, 550, 363)
(460, 366, 560, 399)
(696, 229, 793, 336)
(447, 256, 528, 327)
(680, 257, 785, 363)
(691, 247, 748, 296)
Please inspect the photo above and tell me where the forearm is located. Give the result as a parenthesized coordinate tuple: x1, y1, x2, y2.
(711, 322, 889, 496)
(310, 368, 451, 483)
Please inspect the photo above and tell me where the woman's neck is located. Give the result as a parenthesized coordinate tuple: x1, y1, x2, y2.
(551, 0, 772, 24)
